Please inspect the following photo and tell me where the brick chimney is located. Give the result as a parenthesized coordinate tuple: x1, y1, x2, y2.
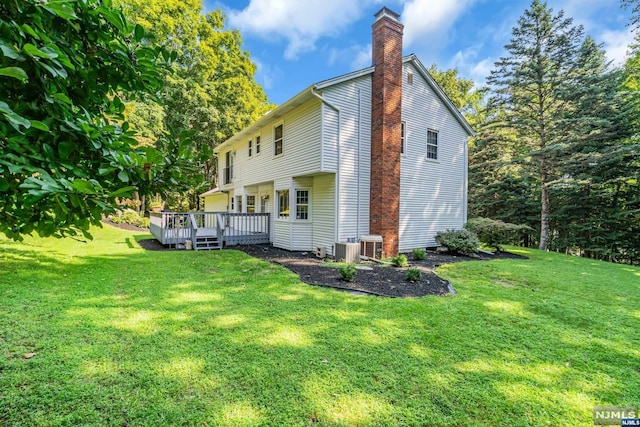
(370, 7, 403, 257)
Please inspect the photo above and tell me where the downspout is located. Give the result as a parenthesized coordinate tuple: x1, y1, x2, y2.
(357, 89, 362, 239)
(311, 87, 341, 245)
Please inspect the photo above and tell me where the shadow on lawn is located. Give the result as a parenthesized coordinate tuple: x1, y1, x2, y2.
(1, 235, 638, 426)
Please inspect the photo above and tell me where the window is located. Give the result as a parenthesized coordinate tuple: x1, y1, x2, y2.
(407, 71, 413, 85)
(296, 190, 309, 220)
(236, 196, 242, 213)
(277, 190, 289, 219)
(274, 124, 283, 156)
(401, 121, 406, 154)
(231, 196, 234, 211)
(224, 151, 233, 184)
(256, 135, 261, 154)
(248, 140, 252, 157)
(247, 195, 256, 213)
(427, 129, 438, 160)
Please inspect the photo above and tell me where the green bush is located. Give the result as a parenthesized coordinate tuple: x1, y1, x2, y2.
(392, 254, 408, 267)
(338, 265, 357, 282)
(406, 268, 421, 282)
(412, 248, 426, 260)
(109, 210, 149, 228)
(435, 229, 479, 254)
(465, 217, 533, 252)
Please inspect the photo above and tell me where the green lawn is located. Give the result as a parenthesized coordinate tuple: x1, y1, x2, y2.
(1, 225, 638, 426)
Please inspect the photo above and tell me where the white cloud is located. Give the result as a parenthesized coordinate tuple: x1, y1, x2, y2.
(328, 44, 372, 70)
(600, 28, 635, 65)
(228, 0, 375, 60)
(401, 0, 477, 49)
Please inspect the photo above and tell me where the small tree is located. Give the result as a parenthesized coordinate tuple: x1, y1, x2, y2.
(465, 217, 532, 252)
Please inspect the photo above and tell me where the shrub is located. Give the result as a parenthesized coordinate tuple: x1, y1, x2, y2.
(406, 268, 421, 282)
(412, 248, 426, 260)
(392, 254, 408, 267)
(465, 217, 533, 252)
(339, 265, 357, 282)
(109, 210, 149, 228)
(435, 229, 479, 254)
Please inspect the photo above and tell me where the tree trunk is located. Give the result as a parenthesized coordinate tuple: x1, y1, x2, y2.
(539, 165, 550, 250)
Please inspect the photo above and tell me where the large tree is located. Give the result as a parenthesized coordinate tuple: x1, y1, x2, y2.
(0, 0, 167, 240)
(486, 0, 589, 250)
(115, 0, 273, 205)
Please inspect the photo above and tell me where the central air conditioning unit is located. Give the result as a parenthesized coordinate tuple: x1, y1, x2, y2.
(314, 246, 326, 258)
(335, 242, 360, 263)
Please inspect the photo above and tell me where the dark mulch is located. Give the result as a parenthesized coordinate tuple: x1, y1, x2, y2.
(233, 244, 527, 298)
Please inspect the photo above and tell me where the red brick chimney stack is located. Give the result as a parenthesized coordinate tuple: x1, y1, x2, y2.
(370, 7, 403, 257)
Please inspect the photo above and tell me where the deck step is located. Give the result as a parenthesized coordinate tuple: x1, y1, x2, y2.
(194, 236, 222, 250)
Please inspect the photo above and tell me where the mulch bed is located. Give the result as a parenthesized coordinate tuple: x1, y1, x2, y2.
(233, 244, 526, 298)
(117, 217, 527, 298)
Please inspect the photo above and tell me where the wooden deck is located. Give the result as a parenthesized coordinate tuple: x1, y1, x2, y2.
(150, 212, 270, 250)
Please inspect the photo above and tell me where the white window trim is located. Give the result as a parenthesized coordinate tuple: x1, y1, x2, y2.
(294, 188, 311, 222)
(255, 134, 261, 156)
(246, 194, 256, 213)
(276, 189, 289, 220)
(248, 139, 253, 158)
(427, 128, 439, 161)
(273, 122, 284, 158)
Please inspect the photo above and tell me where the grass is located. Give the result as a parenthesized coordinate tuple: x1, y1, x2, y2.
(0, 225, 638, 426)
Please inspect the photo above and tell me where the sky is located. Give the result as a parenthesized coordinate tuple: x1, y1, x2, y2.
(204, 0, 635, 105)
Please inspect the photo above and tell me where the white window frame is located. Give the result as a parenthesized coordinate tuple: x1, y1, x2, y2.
(235, 195, 243, 213)
(248, 139, 253, 158)
(277, 189, 289, 219)
(295, 189, 310, 221)
(407, 70, 413, 85)
(274, 123, 283, 157)
(255, 134, 261, 155)
(427, 129, 438, 160)
(246, 195, 256, 213)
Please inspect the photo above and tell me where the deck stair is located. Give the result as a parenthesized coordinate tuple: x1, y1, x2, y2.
(194, 235, 222, 250)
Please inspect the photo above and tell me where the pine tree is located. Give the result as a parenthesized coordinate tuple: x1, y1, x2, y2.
(486, 0, 587, 250)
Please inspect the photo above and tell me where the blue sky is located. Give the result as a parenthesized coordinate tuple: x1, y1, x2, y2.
(204, 0, 634, 105)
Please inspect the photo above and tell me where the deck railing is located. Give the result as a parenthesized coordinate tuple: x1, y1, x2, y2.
(149, 212, 191, 245)
(150, 211, 270, 247)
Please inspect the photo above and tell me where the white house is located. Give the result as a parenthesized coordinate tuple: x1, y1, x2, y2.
(203, 7, 474, 257)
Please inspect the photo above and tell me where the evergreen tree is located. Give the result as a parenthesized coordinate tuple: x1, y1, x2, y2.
(486, 0, 587, 250)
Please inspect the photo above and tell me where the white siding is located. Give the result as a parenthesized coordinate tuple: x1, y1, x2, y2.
(399, 62, 469, 250)
(321, 76, 372, 243)
(322, 106, 339, 171)
(219, 99, 323, 190)
(204, 194, 227, 212)
(312, 173, 336, 255)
